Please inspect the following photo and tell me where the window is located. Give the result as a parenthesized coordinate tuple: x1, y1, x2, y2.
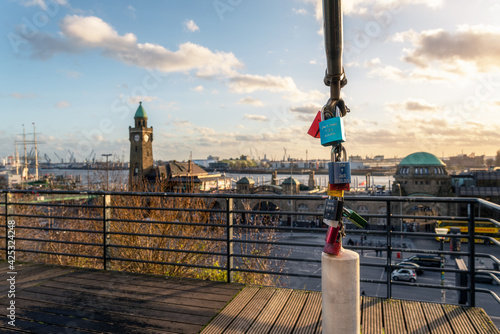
(298, 203, 309, 222)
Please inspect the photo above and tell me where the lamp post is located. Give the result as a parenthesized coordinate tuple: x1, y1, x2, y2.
(101, 154, 112, 191)
(436, 227, 448, 303)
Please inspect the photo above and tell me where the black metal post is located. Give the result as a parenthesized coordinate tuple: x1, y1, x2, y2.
(386, 200, 392, 299)
(468, 201, 476, 307)
(226, 197, 234, 283)
(103, 194, 111, 270)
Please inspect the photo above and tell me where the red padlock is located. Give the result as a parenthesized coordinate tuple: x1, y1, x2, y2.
(307, 111, 322, 138)
(329, 183, 350, 191)
(323, 226, 342, 255)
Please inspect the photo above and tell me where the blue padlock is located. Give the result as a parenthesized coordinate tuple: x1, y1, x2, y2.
(328, 161, 351, 184)
(319, 116, 345, 146)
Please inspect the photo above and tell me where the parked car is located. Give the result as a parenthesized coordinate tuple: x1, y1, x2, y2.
(396, 261, 423, 275)
(475, 270, 500, 286)
(401, 254, 443, 268)
(391, 268, 417, 282)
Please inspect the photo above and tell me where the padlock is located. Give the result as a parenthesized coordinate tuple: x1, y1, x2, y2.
(328, 161, 351, 184)
(327, 189, 344, 197)
(323, 198, 343, 222)
(343, 207, 368, 228)
(319, 104, 345, 147)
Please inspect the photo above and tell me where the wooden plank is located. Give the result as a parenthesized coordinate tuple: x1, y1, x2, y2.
(0, 297, 198, 334)
(401, 300, 429, 334)
(0, 264, 73, 295)
(293, 291, 322, 334)
(314, 313, 322, 334)
(12, 287, 212, 327)
(43, 277, 234, 307)
(441, 304, 477, 334)
(224, 287, 275, 334)
(464, 307, 500, 334)
(362, 296, 384, 334)
(67, 268, 242, 294)
(383, 299, 406, 334)
(420, 302, 453, 334)
(269, 290, 308, 334)
(201, 286, 260, 334)
(246, 288, 293, 334)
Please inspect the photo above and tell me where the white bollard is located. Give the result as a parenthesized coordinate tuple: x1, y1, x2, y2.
(322, 249, 360, 334)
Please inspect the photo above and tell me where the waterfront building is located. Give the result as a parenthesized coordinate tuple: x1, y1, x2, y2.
(129, 102, 154, 185)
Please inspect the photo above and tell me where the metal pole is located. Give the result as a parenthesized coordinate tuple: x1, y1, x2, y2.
(103, 194, 111, 270)
(468, 201, 476, 307)
(440, 238, 445, 303)
(386, 200, 392, 299)
(226, 197, 234, 283)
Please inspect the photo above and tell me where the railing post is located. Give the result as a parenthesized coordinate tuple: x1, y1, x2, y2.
(103, 194, 111, 270)
(226, 197, 234, 283)
(386, 200, 392, 299)
(468, 201, 476, 307)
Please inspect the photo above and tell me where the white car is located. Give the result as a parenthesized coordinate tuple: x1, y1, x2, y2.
(391, 268, 417, 282)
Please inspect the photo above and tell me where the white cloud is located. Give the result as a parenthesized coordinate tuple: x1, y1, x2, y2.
(55, 100, 70, 108)
(237, 97, 264, 107)
(192, 85, 204, 92)
(243, 114, 268, 121)
(386, 99, 441, 112)
(28, 15, 243, 78)
(293, 8, 308, 15)
(397, 25, 500, 73)
(290, 102, 322, 115)
(184, 19, 200, 32)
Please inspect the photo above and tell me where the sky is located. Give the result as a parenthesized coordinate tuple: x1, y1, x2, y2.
(1, 0, 500, 164)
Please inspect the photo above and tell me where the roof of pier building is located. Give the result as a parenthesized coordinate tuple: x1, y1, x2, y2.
(399, 152, 445, 166)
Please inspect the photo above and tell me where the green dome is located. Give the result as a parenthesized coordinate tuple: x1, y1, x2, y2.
(237, 177, 255, 185)
(399, 152, 445, 166)
(282, 177, 300, 185)
(134, 102, 147, 118)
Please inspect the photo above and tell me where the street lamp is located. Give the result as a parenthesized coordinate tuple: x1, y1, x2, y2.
(436, 227, 448, 303)
(101, 154, 112, 191)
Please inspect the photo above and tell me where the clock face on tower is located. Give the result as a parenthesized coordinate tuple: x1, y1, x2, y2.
(134, 134, 140, 142)
(144, 134, 149, 142)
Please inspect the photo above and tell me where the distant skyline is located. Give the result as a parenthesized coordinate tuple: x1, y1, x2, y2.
(1, 0, 500, 163)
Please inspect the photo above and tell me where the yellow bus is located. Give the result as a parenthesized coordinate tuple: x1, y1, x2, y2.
(435, 220, 500, 244)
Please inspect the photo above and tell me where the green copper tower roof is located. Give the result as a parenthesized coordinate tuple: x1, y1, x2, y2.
(134, 102, 147, 118)
(399, 152, 445, 166)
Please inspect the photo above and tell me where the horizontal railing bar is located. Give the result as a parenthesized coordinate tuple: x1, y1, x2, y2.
(106, 256, 222, 270)
(107, 231, 226, 242)
(232, 267, 321, 279)
(233, 239, 321, 248)
(234, 253, 321, 263)
(106, 218, 226, 228)
(9, 213, 101, 222)
(14, 226, 102, 234)
(109, 244, 226, 257)
(9, 202, 101, 209)
(15, 249, 102, 259)
(108, 205, 225, 214)
(14, 237, 102, 247)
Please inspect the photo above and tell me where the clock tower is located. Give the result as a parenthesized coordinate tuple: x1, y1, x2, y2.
(129, 102, 154, 186)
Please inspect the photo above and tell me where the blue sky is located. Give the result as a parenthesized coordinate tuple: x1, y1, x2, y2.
(1, 0, 499, 164)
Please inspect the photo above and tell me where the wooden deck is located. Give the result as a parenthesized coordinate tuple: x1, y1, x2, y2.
(1, 263, 499, 334)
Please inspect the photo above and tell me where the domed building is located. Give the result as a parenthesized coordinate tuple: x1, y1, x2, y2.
(281, 177, 300, 195)
(236, 177, 255, 194)
(393, 152, 453, 197)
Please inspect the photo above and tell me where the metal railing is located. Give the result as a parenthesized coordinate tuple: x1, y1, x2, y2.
(1, 189, 499, 309)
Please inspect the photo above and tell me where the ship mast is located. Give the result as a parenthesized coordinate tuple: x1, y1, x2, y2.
(33, 123, 39, 181)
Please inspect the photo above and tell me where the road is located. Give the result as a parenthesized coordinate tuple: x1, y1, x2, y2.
(270, 231, 500, 329)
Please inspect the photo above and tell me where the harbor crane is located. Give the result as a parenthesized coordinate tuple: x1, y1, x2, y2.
(44, 154, 51, 164)
(54, 152, 63, 163)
